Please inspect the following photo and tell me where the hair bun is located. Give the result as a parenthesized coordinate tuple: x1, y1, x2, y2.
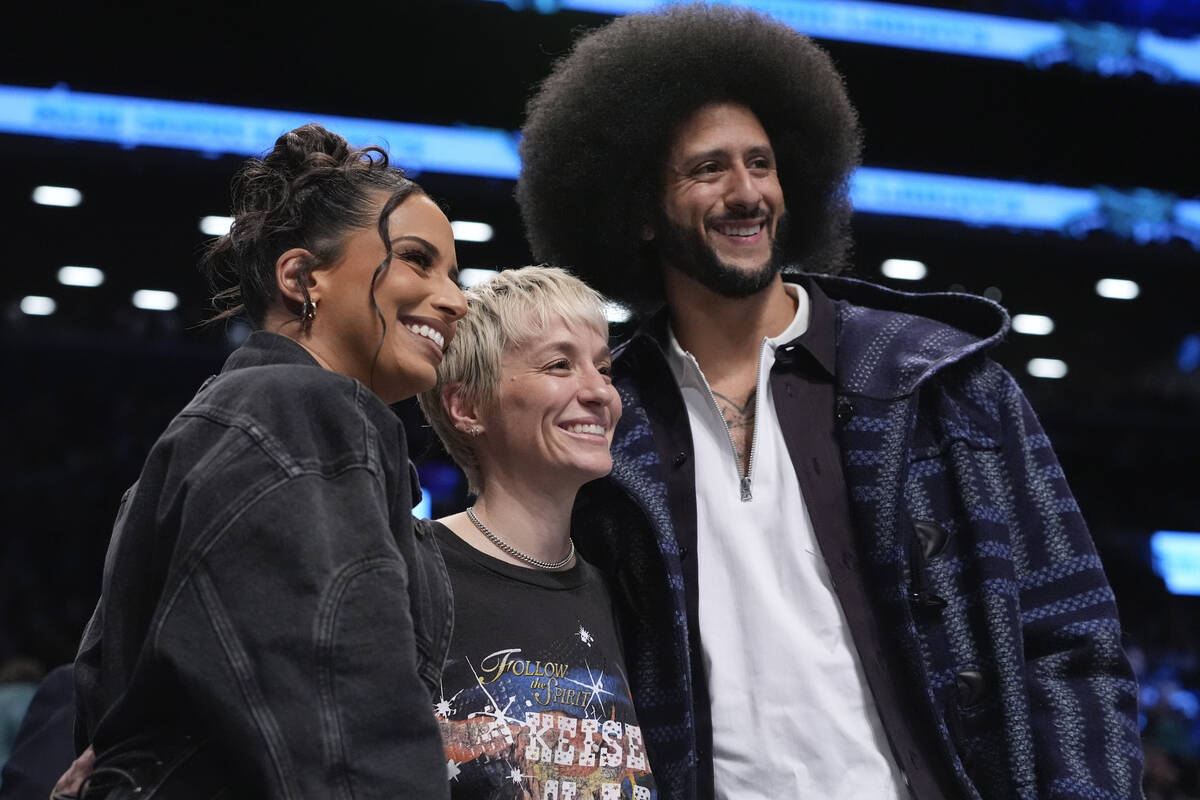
(268, 123, 352, 179)
(202, 122, 418, 328)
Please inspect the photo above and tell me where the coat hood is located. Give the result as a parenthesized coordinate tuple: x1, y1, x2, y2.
(809, 274, 1010, 400)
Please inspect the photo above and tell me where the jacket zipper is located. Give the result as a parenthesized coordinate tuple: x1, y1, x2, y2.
(688, 343, 764, 502)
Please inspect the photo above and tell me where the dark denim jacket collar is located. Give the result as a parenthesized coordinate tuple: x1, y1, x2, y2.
(221, 331, 320, 373)
(219, 330, 426, 508)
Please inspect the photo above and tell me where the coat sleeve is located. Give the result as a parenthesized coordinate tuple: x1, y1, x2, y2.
(996, 368, 1144, 799)
(148, 461, 448, 800)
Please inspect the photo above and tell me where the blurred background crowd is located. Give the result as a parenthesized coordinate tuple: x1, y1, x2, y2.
(1, 1, 1198, 795)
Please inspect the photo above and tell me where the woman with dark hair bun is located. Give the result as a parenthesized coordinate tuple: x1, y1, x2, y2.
(65, 123, 466, 799)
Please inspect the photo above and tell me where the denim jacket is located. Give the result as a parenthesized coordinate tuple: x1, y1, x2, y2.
(74, 331, 454, 799)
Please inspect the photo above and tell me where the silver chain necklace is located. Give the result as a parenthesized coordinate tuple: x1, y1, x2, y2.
(466, 507, 575, 571)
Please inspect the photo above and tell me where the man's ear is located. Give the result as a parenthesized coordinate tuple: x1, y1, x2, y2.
(275, 248, 318, 306)
(442, 383, 484, 435)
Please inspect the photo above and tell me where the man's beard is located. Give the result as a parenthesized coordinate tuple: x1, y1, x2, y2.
(656, 210, 790, 299)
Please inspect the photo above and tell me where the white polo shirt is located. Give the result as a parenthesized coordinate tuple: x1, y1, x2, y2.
(665, 283, 906, 799)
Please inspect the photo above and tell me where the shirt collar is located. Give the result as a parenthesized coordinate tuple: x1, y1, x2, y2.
(791, 274, 837, 379)
(664, 325, 704, 391)
(664, 280, 834, 387)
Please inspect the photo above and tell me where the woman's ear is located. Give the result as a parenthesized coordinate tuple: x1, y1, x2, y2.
(275, 248, 318, 306)
(443, 383, 484, 436)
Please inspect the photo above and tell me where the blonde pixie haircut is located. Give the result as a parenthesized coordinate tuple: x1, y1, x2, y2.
(417, 266, 610, 494)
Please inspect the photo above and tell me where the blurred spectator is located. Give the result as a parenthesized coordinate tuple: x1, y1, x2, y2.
(1133, 603, 1200, 799)
(0, 664, 74, 799)
(0, 658, 43, 770)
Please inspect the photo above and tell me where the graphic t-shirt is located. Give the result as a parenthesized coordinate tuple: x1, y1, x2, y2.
(425, 519, 657, 800)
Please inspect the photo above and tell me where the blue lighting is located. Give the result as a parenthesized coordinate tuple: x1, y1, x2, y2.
(417, 461, 466, 504)
(486, 0, 1200, 86)
(1171, 688, 1200, 719)
(1178, 334, 1200, 373)
(0, 84, 520, 179)
(413, 487, 432, 518)
(1151, 531, 1200, 596)
(853, 170, 1200, 247)
(2, 84, 1198, 249)
(852, 168, 1094, 230)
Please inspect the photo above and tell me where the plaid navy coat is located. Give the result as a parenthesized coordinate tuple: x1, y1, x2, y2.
(573, 275, 1142, 800)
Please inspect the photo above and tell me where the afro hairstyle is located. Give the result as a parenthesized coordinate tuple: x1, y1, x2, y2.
(516, 3, 863, 314)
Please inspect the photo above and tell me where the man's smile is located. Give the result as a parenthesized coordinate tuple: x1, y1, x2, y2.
(712, 220, 766, 238)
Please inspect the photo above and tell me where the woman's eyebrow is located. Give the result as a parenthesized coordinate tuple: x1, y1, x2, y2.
(530, 340, 579, 357)
(391, 235, 439, 257)
(530, 341, 612, 361)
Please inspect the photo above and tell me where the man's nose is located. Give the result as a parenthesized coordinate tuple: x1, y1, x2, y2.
(725, 164, 763, 210)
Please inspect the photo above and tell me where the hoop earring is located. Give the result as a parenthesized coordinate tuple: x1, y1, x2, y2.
(302, 298, 318, 323)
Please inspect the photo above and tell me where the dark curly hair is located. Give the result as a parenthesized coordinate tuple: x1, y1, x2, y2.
(201, 123, 424, 328)
(516, 4, 863, 314)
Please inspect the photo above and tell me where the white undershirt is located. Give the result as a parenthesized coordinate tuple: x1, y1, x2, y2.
(665, 283, 907, 799)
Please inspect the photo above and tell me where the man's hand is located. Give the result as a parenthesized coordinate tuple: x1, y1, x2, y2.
(50, 745, 94, 799)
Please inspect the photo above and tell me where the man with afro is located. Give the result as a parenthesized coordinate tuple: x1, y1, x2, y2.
(518, 5, 1141, 800)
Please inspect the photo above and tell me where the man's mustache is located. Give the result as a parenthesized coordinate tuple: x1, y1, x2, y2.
(708, 207, 770, 224)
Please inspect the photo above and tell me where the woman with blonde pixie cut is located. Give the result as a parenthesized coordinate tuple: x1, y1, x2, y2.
(417, 266, 658, 799)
